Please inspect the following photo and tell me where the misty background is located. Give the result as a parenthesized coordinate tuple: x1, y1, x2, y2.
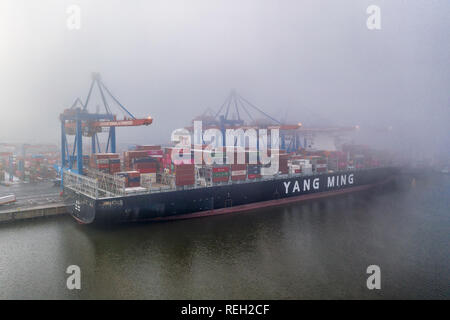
(0, 0, 449, 159)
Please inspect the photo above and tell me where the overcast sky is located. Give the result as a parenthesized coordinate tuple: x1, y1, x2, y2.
(0, 1, 449, 157)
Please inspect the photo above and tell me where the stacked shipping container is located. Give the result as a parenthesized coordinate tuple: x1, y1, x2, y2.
(212, 165, 230, 183)
(247, 164, 261, 179)
(81, 143, 387, 191)
(116, 171, 140, 188)
(231, 164, 246, 181)
(90, 153, 120, 174)
(124, 150, 150, 170)
(132, 157, 158, 173)
(124, 146, 163, 183)
(174, 164, 195, 186)
(278, 154, 289, 174)
(109, 158, 121, 174)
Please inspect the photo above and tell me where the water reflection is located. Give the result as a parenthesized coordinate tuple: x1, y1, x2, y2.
(0, 175, 448, 299)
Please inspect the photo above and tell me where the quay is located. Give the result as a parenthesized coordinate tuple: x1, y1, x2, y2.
(0, 203, 67, 223)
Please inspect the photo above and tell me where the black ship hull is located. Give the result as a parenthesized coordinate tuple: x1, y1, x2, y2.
(64, 167, 398, 224)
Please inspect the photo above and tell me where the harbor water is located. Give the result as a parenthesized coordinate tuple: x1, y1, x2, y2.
(0, 174, 448, 299)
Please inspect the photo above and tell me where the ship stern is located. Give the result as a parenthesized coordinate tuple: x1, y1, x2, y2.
(63, 188, 97, 224)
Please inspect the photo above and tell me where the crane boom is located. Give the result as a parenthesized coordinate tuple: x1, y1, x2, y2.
(64, 117, 152, 130)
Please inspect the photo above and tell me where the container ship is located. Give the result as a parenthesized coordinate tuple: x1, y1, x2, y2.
(62, 144, 398, 224)
(59, 75, 399, 224)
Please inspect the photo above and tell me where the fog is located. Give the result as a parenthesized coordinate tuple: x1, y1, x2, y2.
(0, 0, 449, 160)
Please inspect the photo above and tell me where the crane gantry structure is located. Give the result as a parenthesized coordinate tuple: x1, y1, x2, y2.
(187, 91, 359, 153)
(59, 73, 153, 174)
(187, 91, 302, 152)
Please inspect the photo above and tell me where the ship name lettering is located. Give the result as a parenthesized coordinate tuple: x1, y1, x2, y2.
(283, 178, 320, 194)
(327, 174, 354, 188)
(283, 181, 291, 194)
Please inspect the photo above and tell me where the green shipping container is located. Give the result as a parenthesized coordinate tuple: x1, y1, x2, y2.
(212, 171, 230, 178)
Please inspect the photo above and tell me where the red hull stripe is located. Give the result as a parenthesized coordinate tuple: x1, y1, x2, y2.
(72, 215, 88, 225)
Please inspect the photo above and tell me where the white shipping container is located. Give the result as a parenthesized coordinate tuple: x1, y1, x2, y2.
(124, 187, 148, 194)
(141, 173, 157, 184)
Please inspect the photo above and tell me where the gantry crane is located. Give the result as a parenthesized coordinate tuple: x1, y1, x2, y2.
(187, 91, 302, 152)
(59, 73, 153, 174)
(188, 91, 362, 153)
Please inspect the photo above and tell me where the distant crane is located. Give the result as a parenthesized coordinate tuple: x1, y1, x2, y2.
(188, 91, 360, 153)
(59, 73, 153, 174)
(188, 91, 302, 152)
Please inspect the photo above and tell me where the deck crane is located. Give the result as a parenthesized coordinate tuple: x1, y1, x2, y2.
(59, 73, 153, 175)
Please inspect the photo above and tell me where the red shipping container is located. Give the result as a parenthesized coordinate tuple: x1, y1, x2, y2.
(247, 174, 261, 179)
(137, 168, 157, 174)
(176, 175, 195, 181)
(93, 153, 120, 160)
(126, 151, 149, 157)
(212, 166, 229, 173)
(146, 150, 164, 156)
(175, 177, 195, 182)
(175, 164, 195, 175)
(122, 171, 140, 178)
(175, 164, 195, 170)
(135, 145, 161, 151)
(231, 175, 246, 181)
(212, 176, 229, 183)
(278, 161, 289, 167)
(279, 161, 289, 173)
(175, 170, 195, 175)
(175, 175, 195, 186)
(134, 161, 158, 166)
(231, 164, 246, 171)
(176, 182, 194, 187)
(134, 164, 158, 171)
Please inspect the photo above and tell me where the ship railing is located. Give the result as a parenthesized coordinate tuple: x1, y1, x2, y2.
(63, 170, 99, 198)
(85, 169, 127, 197)
(64, 166, 387, 199)
(63, 169, 127, 199)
